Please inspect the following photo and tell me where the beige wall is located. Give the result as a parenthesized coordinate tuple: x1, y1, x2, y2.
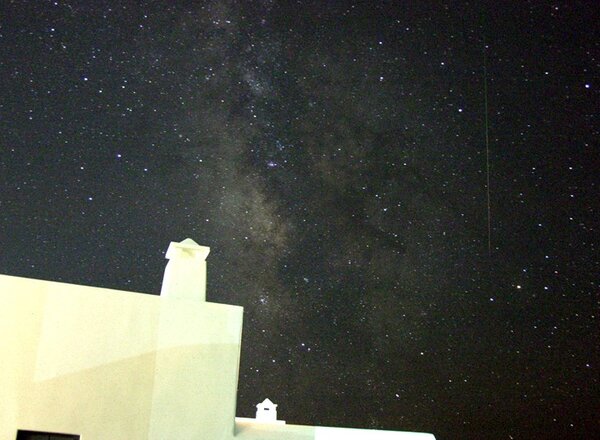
(234, 420, 436, 440)
(0, 272, 435, 440)
(0, 274, 243, 440)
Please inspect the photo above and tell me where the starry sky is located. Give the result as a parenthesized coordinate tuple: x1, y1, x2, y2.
(1, 1, 598, 439)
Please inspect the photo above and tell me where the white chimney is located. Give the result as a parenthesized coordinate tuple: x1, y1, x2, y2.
(160, 238, 210, 301)
(255, 398, 283, 423)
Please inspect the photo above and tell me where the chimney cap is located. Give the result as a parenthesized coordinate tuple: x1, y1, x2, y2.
(165, 238, 210, 261)
(256, 398, 277, 409)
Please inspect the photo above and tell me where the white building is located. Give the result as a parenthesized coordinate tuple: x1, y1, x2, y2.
(0, 239, 436, 440)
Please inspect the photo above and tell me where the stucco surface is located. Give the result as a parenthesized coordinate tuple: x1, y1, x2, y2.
(234, 420, 436, 440)
(0, 274, 242, 440)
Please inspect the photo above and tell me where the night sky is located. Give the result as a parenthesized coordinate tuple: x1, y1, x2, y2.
(1, 1, 598, 439)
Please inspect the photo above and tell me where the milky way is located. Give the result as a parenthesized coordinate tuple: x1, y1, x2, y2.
(0, 2, 598, 439)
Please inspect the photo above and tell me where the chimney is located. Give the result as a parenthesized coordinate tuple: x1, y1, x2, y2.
(255, 398, 281, 423)
(160, 238, 210, 301)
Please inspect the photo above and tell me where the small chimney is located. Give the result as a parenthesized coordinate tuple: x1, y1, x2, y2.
(160, 238, 210, 301)
(255, 398, 280, 423)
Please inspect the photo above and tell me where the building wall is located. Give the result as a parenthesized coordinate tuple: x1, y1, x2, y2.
(0, 274, 243, 440)
(235, 421, 436, 440)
